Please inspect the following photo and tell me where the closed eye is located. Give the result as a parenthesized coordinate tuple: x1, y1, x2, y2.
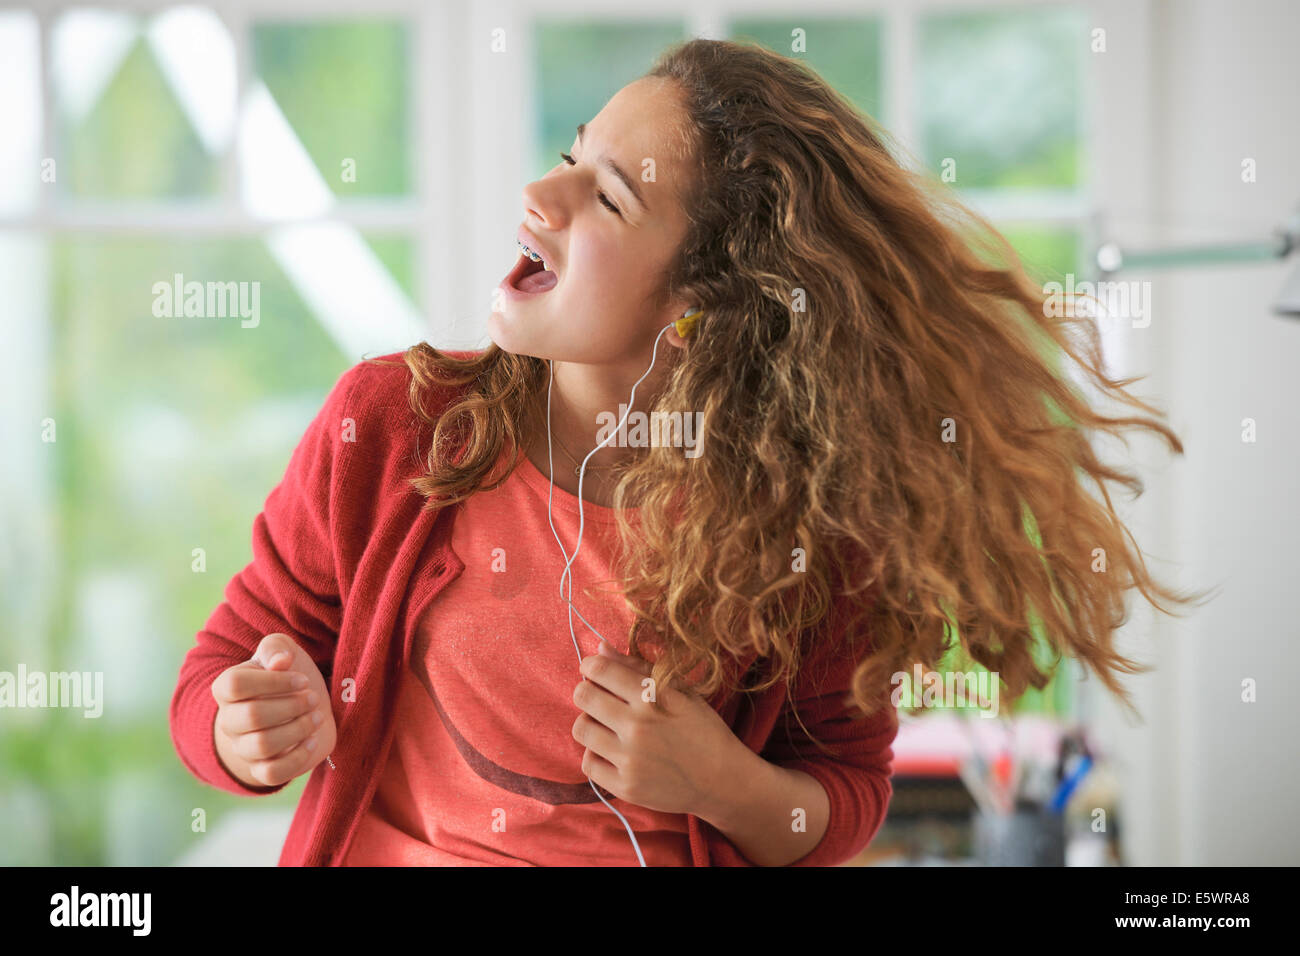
(560, 151, 622, 216)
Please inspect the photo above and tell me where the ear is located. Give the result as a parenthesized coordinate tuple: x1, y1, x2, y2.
(665, 300, 694, 349)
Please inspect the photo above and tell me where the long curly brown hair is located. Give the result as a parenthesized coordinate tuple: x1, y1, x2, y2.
(367, 38, 1212, 733)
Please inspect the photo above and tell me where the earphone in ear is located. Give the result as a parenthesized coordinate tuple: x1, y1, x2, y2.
(674, 306, 704, 339)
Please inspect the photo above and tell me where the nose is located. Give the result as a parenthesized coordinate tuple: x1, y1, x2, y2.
(521, 170, 571, 230)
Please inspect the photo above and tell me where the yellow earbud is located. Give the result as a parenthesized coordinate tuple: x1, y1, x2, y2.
(674, 307, 704, 339)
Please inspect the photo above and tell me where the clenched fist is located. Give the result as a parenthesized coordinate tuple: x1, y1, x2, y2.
(211, 633, 336, 789)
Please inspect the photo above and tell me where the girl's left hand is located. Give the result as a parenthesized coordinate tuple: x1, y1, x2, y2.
(572, 641, 744, 817)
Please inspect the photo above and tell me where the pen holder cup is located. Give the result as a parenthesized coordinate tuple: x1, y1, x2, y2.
(972, 807, 1066, 866)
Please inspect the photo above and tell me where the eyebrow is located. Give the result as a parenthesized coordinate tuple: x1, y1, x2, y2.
(576, 123, 649, 213)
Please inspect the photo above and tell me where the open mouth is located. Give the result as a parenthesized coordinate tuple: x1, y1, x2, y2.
(505, 252, 558, 296)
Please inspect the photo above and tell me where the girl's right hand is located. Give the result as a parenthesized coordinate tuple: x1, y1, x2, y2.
(210, 633, 337, 788)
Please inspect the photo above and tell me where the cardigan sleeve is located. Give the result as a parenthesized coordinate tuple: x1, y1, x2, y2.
(749, 600, 898, 867)
(168, 363, 359, 797)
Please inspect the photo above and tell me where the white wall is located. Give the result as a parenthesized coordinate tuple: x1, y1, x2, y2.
(1088, 0, 1300, 864)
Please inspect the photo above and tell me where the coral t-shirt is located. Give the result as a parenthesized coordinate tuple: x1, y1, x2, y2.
(342, 448, 694, 866)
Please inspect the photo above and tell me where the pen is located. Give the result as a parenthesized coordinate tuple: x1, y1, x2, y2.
(992, 751, 1013, 813)
(958, 757, 1001, 816)
(1049, 753, 1093, 814)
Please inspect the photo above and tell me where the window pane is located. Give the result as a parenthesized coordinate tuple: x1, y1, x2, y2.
(999, 224, 1082, 283)
(995, 225, 1082, 378)
(364, 234, 417, 301)
(3, 229, 414, 863)
(55, 9, 230, 198)
(919, 8, 1086, 189)
(533, 20, 685, 180)
(728, 18, 884, 122)
(53, 235, 350, 609)
(35, 235, 361, 863)
(253, 20, 412, 197)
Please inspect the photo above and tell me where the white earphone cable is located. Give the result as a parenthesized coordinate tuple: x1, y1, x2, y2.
(543, 321, 680, 868)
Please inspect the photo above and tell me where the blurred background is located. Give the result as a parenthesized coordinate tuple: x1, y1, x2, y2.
(1, 0, 1297, 866)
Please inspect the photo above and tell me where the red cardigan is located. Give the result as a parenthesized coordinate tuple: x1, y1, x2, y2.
(169, 350, 898, 866)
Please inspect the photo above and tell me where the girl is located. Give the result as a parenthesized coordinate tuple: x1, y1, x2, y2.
(173, 38, 1206, 867)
